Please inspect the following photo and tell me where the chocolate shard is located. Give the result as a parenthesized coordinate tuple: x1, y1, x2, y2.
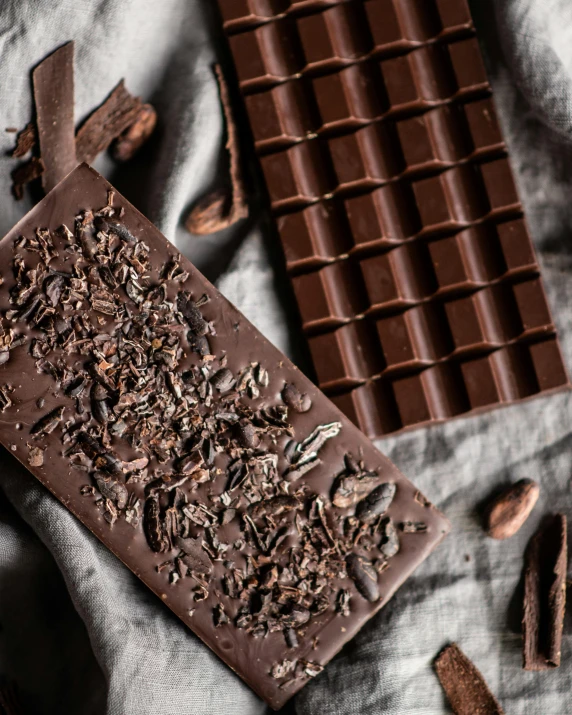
(211, 367, 235, 392)
(485, 479, 539, 540)
(30, 406, 65, 436)
(76, 79, 143, 164)
(332, 471, 379, 509)
(185, 64, 248, 235)
(11, 121, 37, 158)
(249, 495, 299, 520)
(33, 42, 76, 192)
(522, 513, 567, 670)
(175, 535, 213, 576)
(95, 473, 128, 510)
(27, 444, 45, 468)
(435, 643, 505, 715)
(177, 291, 208, 335)
(379, 518, 400, 558)
(11, 157, 45, 200)
(144, 494, 170, 554)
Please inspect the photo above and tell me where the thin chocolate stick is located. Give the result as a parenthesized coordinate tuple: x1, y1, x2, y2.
(217, 63, 248, 224)
(523, 513, 567, 670)
(32, 41, 76, 192)
(185, 64, 248, 235)
(435, 643, 504, 715)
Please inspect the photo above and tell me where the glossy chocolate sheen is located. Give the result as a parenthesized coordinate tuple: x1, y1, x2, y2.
(217, 0, 569, 438)
(0, 164, 449, 710)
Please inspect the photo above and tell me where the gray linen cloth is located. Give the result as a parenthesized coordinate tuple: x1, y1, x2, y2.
(0, 0, 571, 713)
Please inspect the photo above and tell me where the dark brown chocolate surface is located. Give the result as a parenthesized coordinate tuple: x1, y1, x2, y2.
(0, 164, 449, 709)
(217, 0, 569, 438)
(32, 42, 76, 193)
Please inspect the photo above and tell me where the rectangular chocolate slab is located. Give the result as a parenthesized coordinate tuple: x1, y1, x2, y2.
(0, 164, 449, 709)
(217, 0, 569, 438)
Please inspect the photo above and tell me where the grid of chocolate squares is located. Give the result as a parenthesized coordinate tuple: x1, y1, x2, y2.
(219, 0, 569, 437)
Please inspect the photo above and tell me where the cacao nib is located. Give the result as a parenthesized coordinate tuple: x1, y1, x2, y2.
(345, 553, 380, 603)
(355, 483, 396, 524)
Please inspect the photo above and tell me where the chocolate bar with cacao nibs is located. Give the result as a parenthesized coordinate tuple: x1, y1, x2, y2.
(0, 163, 449, 709)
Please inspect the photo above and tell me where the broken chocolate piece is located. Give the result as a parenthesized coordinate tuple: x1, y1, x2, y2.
(11, 121, 37, 158)
(485, 479, 539, 540)
(11, 157, 45, 200)
(75, 79, 143, 164)
(175, 535, 213, 576)
(30, 406, 65, 436)
(522, 514, 567, 670)
(332, 464, 379, 509)
(185, 64, 248, 234)
(33, 42, 76, 192)
(435, 643, 505, 715)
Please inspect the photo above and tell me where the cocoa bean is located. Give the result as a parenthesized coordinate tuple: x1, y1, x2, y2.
(485, 479, 539, 540)
(111, 104, 157, 162)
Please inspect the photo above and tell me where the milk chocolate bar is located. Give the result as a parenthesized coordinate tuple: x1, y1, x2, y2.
(0, 164, 449, 709)
(216, 0, 569, 437)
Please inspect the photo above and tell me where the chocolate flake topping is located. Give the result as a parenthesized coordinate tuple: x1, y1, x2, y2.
(11, 122, 37, 158)
(30, 406, 65, 436)
(281, 382, 312, 413)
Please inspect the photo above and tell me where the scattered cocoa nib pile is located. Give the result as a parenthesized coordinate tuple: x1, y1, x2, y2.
(0, 193, 424, 686)
(185, 64, 248, 235)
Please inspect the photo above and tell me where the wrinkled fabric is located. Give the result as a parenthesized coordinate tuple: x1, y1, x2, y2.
(0, 1, 571, 714)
